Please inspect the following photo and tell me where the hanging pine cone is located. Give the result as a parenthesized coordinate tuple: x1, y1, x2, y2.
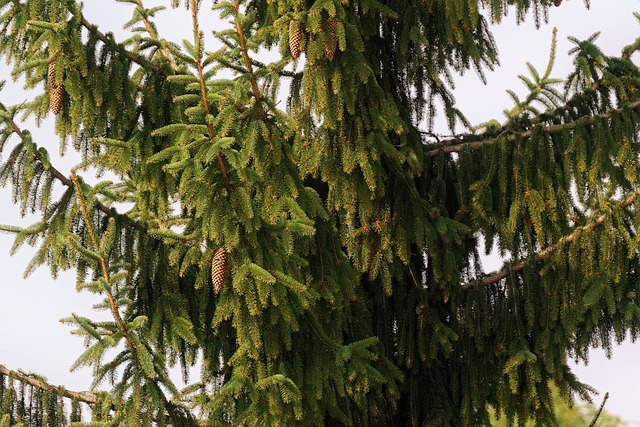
(48, 58, 56, 87)
(553, 0, 562, 6)
(324, 17, 338, 60)
(289, 21, 305, 60)
(48, 52, 64, 115)
(211, 247, 228, 293)
(49, 85, 64, 115)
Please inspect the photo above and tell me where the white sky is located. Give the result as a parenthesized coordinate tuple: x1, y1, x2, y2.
(0, 0, 639, 423)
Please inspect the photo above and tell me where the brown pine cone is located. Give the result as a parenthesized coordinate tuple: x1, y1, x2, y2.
(324, 17, 338, 60)
(289, 21, 305, 59)
(49, 85, 64, 115)
(211, 247, 228, 293)
(48, 59, 56, 87)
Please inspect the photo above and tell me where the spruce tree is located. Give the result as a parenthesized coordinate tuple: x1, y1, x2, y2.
(0, 0, 640, 426)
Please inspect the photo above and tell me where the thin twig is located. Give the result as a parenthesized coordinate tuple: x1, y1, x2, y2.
(587, 392, 609, 427)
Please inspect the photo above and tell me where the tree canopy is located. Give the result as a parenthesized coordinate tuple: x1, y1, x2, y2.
(1, 0, 640, 426)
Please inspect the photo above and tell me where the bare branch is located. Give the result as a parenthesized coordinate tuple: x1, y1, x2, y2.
(587, 392, 609, 427)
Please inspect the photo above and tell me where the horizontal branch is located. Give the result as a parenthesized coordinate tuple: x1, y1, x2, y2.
(426, 98, 640, 157)
(461, 191, 640, 291)
(0, 364, 97, 405)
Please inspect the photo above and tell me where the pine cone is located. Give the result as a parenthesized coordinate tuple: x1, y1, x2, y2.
(324, 17, 338, 60)
(553, 0, 562, 6)
(211, 247, 228, 293)
(48, 59, 56, 87)
(289, 21, 305, 60)
(49, 85, 64, 115)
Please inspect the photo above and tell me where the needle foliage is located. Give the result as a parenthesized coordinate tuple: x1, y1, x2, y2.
(1, 0, 640, 425)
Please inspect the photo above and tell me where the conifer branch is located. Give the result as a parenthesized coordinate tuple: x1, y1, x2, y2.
(462, 192, 640, 291)
(231, 0, 268, 123)
(0, 364, 97, 405)
(0, 364, 194, 424)
(132, 0, 179, 72)
(7, 1, 160, 75)
(228, 0, 283, 153)
(0, 102, 72, 188)
(622, 36, 640, 59)
(70, 175, 184, 425)
(79, 17, 165, 75)
(191, 0, 231, 193)
(218, 57, 298, 78)
(0, 102, 142, 230)
(426, 98, 640, 157)
(10, 0, 164, 76)
(70, 174, 136, 355)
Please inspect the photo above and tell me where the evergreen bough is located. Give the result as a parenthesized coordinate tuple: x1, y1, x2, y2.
(0, 0, 639, 425)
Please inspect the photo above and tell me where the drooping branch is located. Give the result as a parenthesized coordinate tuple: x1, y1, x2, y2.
(0, 102, 144, 231)
(425, 98, 640, 157)
(9, 2, 165, 75)
(0, 102, 72, 188)
(69, 174, 184, 425)
(0, 364, 97, 405)
(78, 16, 165, 76)
(12, 0, 166, 76)
(462, 191, 640, 291)
(70, 174, 135, 353)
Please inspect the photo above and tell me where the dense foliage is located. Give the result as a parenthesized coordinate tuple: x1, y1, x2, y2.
(1, 0, 640, 425)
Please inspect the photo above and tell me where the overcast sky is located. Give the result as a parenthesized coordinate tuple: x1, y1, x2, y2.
(1, 0, 639, 423)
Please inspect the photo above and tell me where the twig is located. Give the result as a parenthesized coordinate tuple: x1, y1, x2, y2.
(587, 392, 609, 427)
(0, 364, 97, 405)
